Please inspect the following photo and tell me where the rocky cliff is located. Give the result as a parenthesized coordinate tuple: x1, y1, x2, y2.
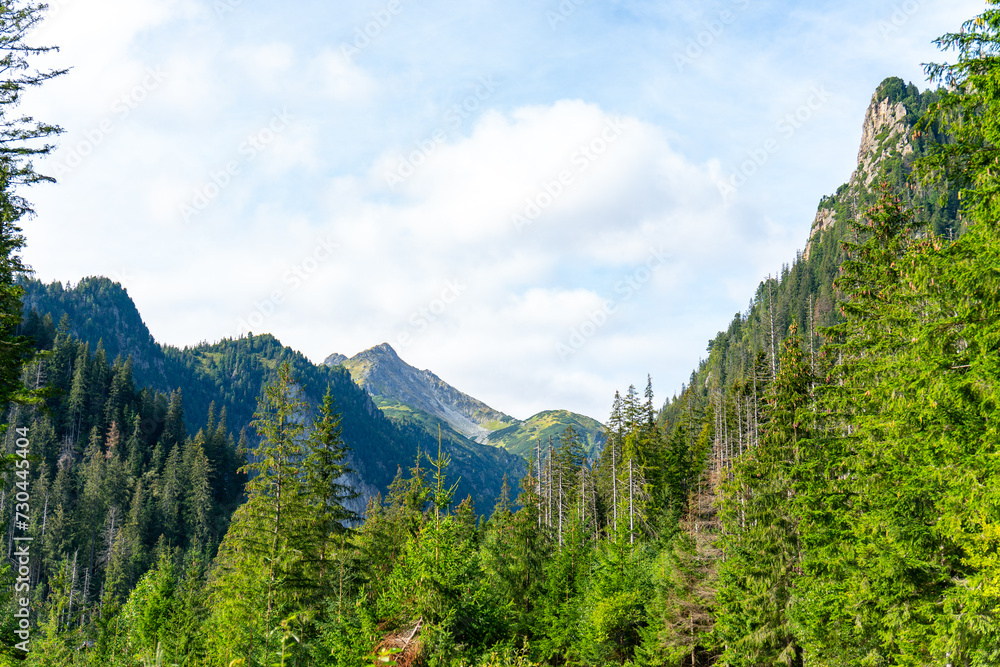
(803, 78, 924, 260)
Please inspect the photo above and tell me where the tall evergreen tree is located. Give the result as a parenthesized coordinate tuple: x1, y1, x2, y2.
(294, 390, 359, 603)
(0, 1, 65, 434)
(906, 7, 1000, 659)
(793, 185, 947, 664)
(205, 363, 309, 665)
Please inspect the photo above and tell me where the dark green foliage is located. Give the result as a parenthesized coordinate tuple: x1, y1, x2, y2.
(0, 197, 32, 412)
(18, 284, 526, 515)
(13, 4, 1000, 665)
(295, 390, 360, 602)
(18, 277, 169, 391)
(0, 0, 66, 420)
(2, 330, 243, 658)
(717, 327, 812, 666)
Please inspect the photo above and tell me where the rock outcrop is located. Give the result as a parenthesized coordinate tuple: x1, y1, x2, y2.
(803, 208, 836, 261)
(851, 95, 913, 188)
(803, 82, 918, 259)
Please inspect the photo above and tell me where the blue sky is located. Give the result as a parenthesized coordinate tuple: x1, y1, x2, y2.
(19, 0, 984, 421)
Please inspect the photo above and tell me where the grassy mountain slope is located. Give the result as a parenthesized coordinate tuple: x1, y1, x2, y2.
(329, 343, 606, 460)
(487, 409, 605, 459)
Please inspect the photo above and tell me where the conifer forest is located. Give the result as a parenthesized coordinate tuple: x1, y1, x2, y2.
(4, 1, 1000, 666)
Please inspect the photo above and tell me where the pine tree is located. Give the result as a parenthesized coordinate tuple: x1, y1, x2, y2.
(577, 536, 651, 665)
(160, 389, 186, 451)
(159, 443, 184, 544)
(0, 1, 65, 434)
(295, 390, 358, 603)
(0, 191, 32, 414)
(65, 343, 89, 443)
(480, 471, 549, 636)
(205, 363, 309, 665)
(793, 185, 944, 664)
(183, 433, 214, 545)
(903, 7, 1000, 659)
(608, 391, 623, 533)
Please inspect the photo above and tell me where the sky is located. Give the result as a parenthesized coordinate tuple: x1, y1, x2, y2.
(17, 0, 985, 422)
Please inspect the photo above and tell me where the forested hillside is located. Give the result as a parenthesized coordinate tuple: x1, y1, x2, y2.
(3, 330, 244, 628)
(3, 2, 1000, 666)
(19, 277, 169, 393)
(17, 279, 525, 514)
(660, 74, 960, 433)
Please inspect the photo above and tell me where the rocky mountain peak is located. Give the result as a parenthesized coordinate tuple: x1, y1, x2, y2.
(851, 83, 915, 189)
(326, 343, 518, 443)
(368, 342, 400, 357)
(803, 79, 922, 260)
(324, 352, 349, 366)
(326, 343, 401, 368)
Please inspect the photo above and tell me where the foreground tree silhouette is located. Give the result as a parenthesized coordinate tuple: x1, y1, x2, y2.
(0, 2, 65, 416)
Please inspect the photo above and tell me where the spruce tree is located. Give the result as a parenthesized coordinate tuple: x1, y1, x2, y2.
(794, 185, 945, 664)
(0, 1, 65, 428)
(295, 390, 359, 603)
(907, 6, 1000, 659)
(206, 363, 309, 665)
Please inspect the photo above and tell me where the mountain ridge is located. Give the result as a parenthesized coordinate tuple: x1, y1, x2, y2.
(326, 342, 519, 443)
(18, 281, 525, 514)
(327, 342, 606, 457)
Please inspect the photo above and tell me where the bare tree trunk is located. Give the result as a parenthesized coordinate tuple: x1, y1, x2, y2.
(612, 433, 618, 534)
(547, 438, 553, 529)
(67, 550, 79, 630)
(628, 459, 634, 545)
(591, 470, 599, 543)
(536, 439, 542, 529)
(768, 276, 777, 379)
(808, 294, 816, 372)
(558, 467, 563, 548)
(80, 564, 91, 628)
(737, 392, 743, 458)
(752, 367, 760, 450)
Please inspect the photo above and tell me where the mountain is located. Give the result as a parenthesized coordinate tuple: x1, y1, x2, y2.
(327, 343, 518, 443)
(326, 343, 606, 458)
(19, 276, 171, 391)
(18, 280, 524, 514)
(659, 76, 960, 428)
(486, 410, 606, 459)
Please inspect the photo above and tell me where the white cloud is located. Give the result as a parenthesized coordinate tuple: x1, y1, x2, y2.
(16, 0, 988, 421)
(312, 49, 378, 101)
(240, 100, 780, 418)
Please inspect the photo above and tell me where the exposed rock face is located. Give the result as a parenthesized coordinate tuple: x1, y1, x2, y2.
(324, 352, 349, 366)
(327, 343, 518, 443)
(851, 96, 913, 188)
(803, 208, 836, 261)
(803, 86, 918, 260)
